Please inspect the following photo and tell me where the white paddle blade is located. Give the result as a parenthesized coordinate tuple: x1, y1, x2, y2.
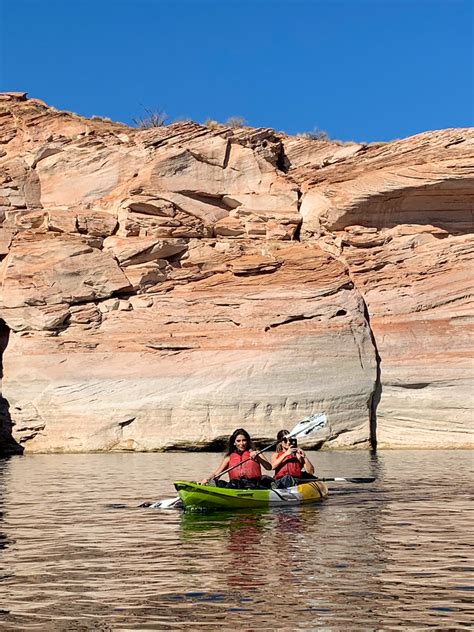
(289, 413, 328, 439)
(149, 497, 182, 509)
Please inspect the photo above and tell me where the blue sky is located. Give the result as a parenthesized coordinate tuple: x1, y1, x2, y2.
(0, 0, 472, 141)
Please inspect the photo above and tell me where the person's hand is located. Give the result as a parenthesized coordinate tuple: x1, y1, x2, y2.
(200, 478, 209, 485)
(249, 450, 258, 460)
(296, 448, 306, 461)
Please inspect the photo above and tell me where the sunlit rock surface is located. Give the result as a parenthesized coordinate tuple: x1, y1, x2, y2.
(0, 93, 472, 451)
(289, 130, 474, 448)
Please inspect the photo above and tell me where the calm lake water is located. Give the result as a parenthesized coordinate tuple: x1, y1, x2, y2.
(0, 450, 472, 630)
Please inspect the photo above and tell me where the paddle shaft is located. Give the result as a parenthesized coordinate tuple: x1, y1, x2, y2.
(211, 474, 375, 487)
(314, 477, 375, 484)
(213, 440, 278, 480)
(213, 413, 327, 481)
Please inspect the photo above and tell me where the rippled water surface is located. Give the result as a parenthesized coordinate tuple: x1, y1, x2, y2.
(0, 450, 472, 630)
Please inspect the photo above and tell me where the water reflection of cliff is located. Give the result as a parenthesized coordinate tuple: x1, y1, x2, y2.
(177, 490, 388, 628)
(0, 458, 14, 586)
(365, 451, 473, 628)
(0, 451, 469, 628)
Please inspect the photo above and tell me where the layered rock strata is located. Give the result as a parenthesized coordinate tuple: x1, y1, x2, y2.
(0, 93, 472, 451)
(290, 131, 474, 447)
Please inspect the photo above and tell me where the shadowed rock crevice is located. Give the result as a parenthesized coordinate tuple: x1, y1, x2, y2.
(291, 189, 303, 242)
(264, 312, 325, 331)
(0, 320, 23, 456)
(169, 437, 228, 452)
(276, 143, 291, 173)
(360, 302, 382, 450)
(175, 191, 230, 211)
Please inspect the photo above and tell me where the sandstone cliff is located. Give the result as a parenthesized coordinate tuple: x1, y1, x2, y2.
(0, 92, 472, 453)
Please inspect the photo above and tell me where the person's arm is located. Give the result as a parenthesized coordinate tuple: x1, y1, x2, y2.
(251, 451, 272, 471)
(297, 448, 315, 475)
(201, 456, 230, 484)
(271, 448, 296, 469)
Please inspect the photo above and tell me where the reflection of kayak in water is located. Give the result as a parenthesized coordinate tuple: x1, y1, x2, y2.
(174, 479, 328, 510)
(178, 507, 269, 535)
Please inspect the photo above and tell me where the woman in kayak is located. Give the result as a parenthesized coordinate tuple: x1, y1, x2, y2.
(271, 429, 315, 488)
(203, 428, 273, 488)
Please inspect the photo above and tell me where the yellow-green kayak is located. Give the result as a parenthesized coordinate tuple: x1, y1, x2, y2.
(174, 480, 328, 510)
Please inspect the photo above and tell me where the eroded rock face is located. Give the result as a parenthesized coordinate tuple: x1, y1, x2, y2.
(291, 130, 474, 448)
(339, 228, 473, 448)
(0, 93, 472, 451)
(3, 242, 376, 451)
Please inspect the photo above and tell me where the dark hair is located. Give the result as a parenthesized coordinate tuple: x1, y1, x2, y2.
(276, 428, 290, 452)
(226, 428, 253, 455)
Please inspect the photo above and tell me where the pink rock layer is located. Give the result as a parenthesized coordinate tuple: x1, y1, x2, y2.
(0, 94, 472, 451)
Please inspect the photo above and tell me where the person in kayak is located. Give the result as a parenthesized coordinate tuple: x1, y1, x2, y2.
(271, 429, 315, 488)
(203, 428, 273, 489)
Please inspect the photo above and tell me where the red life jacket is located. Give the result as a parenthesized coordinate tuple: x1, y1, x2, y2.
(274, 451, 302, 479)
(228, 450, 262, 480)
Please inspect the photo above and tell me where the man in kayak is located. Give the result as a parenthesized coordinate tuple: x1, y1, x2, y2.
(271, 429, 315, 488)
(203, 428, 273, 489)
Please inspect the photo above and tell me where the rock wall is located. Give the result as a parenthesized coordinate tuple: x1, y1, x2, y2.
(290, 131, 474, 448)
(0, 93, 472, 452)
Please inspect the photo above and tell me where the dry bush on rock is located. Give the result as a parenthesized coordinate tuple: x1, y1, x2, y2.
(133, 108, 168, 129)
(225, 116, 246, 128)
(298, 127, 330, 141)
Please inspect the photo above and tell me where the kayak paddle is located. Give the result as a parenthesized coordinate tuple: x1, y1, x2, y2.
(148, 497, 183, 509)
